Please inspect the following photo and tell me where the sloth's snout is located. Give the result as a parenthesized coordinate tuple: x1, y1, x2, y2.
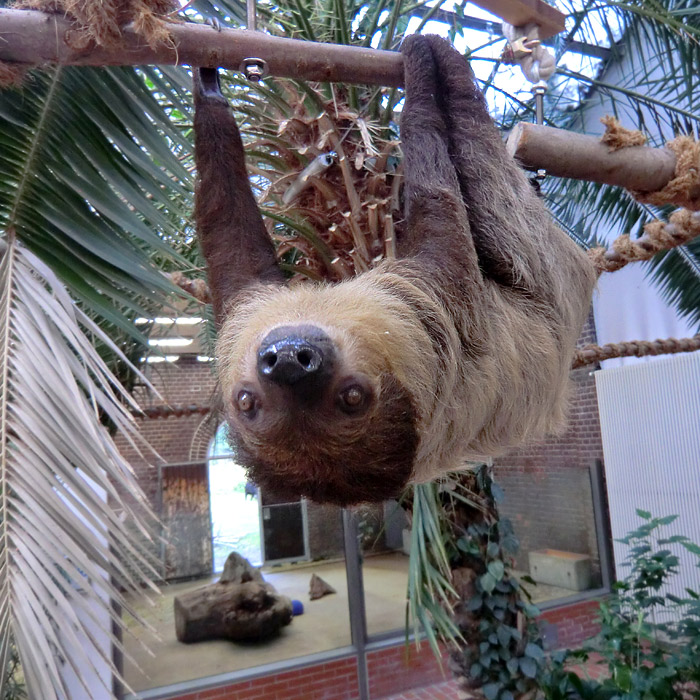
(258, 340, 322, 385)
(256, 325, 335, 387)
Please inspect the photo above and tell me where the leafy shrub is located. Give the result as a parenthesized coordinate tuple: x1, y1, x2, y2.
(540, 510, 700, 700)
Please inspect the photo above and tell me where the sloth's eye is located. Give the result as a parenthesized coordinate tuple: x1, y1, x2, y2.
(237, 390, 256, 413)
(338, 385, 366, 413)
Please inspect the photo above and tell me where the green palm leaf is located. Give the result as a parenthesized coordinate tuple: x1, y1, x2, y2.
(0, 64, 195, 338)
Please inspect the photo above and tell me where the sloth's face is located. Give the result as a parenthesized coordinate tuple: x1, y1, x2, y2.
(217, 284, 423, 506)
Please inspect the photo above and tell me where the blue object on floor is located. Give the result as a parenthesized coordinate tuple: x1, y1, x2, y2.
(291, 600, 304, 616)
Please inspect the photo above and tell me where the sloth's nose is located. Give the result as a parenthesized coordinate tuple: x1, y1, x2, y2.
(257, 326, 335, 387)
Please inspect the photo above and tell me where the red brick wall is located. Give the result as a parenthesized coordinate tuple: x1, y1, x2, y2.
(114, 357, 219, 505)
(541, 600, 601, 649)
(494, 313, 606, 582)
(367, 645, 446, 699)
(163, 657, 360, 700)
(156, 600, 601, 700)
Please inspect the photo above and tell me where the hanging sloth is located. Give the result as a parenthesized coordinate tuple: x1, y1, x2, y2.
(192, 35, 596, 506)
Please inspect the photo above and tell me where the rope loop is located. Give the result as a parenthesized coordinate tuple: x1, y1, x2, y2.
(501, 23, 556, 84)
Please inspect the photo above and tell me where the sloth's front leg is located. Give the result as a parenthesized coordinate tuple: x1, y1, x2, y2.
(193, 68, 284, 323)
(397, 36, 484, 291)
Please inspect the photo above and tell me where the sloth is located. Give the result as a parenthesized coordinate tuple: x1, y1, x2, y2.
(192, 35, 597, 506)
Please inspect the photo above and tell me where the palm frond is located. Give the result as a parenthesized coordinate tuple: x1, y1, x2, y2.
(0, 238, 159, 699)
(406, 482, 461, 658)
(0, 64, 195, 339)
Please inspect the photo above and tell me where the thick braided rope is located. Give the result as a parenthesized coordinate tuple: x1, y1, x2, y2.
(572, 335, 700, 369)
(633, 136, 700, 211)
(588, 209, 700, 274)
(599, 117, 700, 211)
(133, 403, 212, 418)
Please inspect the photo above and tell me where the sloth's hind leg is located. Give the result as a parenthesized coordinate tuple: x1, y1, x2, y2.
(398, 35, 482, 285)
(423, 36, 552, 291)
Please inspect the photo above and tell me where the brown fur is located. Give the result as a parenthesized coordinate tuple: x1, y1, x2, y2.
(193, 36, 597, 506)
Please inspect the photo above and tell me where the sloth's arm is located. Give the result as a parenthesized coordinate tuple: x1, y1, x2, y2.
(193, 68, 284, 323)
(397, 36, 483, 285)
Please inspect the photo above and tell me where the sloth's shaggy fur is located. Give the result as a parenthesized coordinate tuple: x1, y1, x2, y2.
(194, 35, 597, 506)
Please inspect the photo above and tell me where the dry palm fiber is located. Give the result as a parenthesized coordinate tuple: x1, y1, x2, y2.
(240, 82, 401, 282)
(11, 0, 177, 48)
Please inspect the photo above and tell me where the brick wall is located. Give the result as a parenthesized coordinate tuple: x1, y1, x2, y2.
(156, 600, 602, 700)
(494, 314, 606, 583)
(164, 657, 360, 700)
(115, 357, 219, 505)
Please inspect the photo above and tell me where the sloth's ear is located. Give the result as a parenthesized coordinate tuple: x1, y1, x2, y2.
(193, 68, 284, 324)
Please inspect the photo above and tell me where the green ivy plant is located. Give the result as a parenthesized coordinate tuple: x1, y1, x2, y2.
(540, 510, 700, 700)
(448, 467, 547, 700)
(408, 465, 547, 700)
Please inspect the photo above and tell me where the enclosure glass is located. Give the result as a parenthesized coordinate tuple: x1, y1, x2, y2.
(122, 425, 351, 693)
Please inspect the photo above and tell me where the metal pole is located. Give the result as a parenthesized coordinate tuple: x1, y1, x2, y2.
(589, 459, 615, 590)
(342, 508, 370, 700)
(246, 0, 257, 32)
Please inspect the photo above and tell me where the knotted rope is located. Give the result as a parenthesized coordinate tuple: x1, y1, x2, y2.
(588, 118, 700, 274)
(572, 335, 700, 369)
(501, 23, 556, 83)
(588, 208, 700, 273)
(598, 118, 700, 211)
(168, 271, 211, 304)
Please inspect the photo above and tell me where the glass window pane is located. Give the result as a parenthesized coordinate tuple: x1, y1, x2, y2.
(495, 463, 604, 603)
(123, 425, 352, 693)
(361, 500, 410, 638)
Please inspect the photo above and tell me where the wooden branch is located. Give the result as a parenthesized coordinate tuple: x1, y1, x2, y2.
(0, 8, 404, 86)
(507, 123, 678, 193)
(0, 0, 564, 83)
(470, 0, 565, 39)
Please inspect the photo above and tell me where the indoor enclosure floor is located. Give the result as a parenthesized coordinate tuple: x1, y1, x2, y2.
(124, 552, 572, 693)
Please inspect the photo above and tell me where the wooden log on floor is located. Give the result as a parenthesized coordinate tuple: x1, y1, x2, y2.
(174, 581, 293, 643)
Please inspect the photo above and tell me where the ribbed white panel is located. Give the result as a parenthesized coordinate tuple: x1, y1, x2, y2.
(595, 352, 700, 617)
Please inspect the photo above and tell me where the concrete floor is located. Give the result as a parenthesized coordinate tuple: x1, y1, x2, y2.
(123, 552, 572, 693)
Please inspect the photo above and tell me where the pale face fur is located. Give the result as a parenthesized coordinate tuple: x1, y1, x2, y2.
(216, 250, 593, 506)
(216, 274, 433, 504)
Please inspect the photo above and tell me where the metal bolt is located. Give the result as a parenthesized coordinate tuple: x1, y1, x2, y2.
(240, 58, 268, 82)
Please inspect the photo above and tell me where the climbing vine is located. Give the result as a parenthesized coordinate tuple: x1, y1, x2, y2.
(407, 465, 547, 700)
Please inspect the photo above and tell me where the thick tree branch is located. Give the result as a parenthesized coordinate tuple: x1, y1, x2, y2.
(0, 8, 404, 86)
(0, 9, 689, 197)
(507, 122, 678, 192)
